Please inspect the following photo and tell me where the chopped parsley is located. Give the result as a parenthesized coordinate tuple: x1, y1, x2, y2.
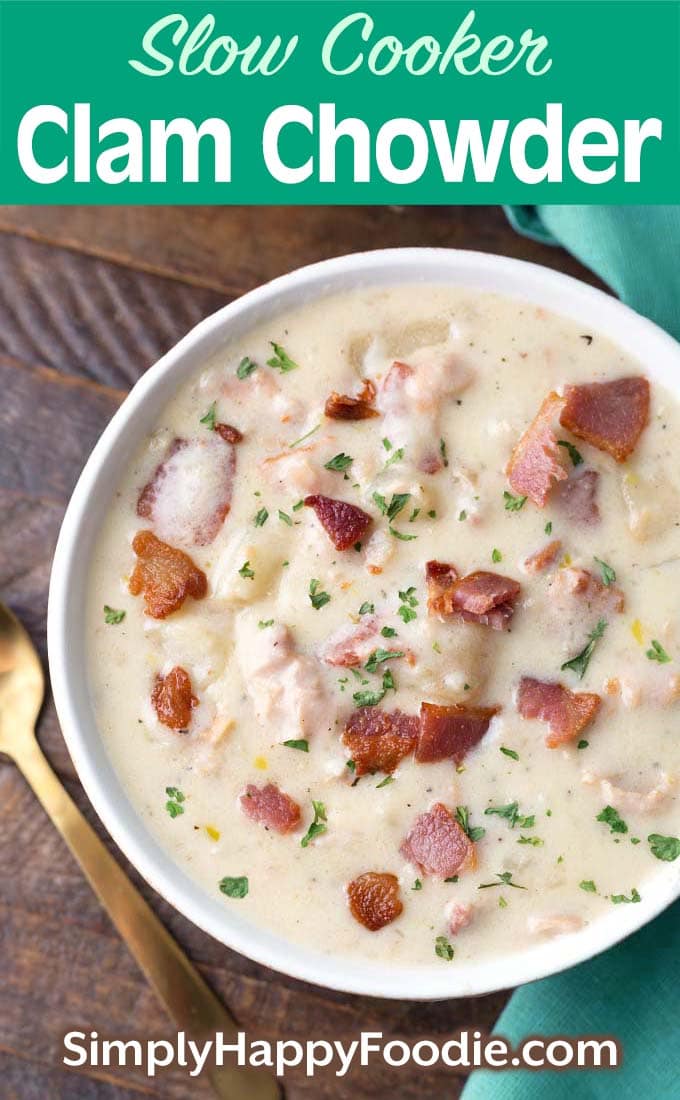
(597, 805, 628, 835)
(384, 446, 405, 468)
(611, 888, 641, 905)
(498, 896, 508, 909)
(199, 401, 217, 430)
(386, 492, 411, 521)
(352, 688, 385, 707)
(561, 618, 606, 679)
(427, 509, 437, 519)
(577, 739, 589, 750)
(594, 557, 616, 586)
(647, 833, 680, 862)
(292, 498, 304, 511)
(382, 669, 396, 692)
(397, 587, 418, 623)
(444, 875, 459, 884)
(439, 438, 449, 468)
(324, 452, 353, 472)
(236, 356, 258, 380)
(283, 739, 309, 752)
(219, 876, 249, 898)
(491, 548, 502, 563)
(517, 835, 543, 847)
(289, 423, 320, 448)
(346, 759, 356, 773)
(389, 525, 417, 541)
(358, 601, 375, 616)
(381, 625, 397, 638)
(365, 648, 404, 673)
(300, 800, 327, 847)
(500, 746, 519, 761)
(309, 578, 331, 610)
(278, 509, 293, 526)
(409, 508, 420, 522)
(458, 510, 467, 522)
(484, 802, 535, 829)
(435, 935, 454, 961)
(544, 521, 553, 535)
(647, 639, 671, 663)
(479, 871, 526, 890)
(382, 437, 393, 451)
(238, 561, 255, 580)
(503, 491, 527, 512)
(103, 605, 126, 625)
(557, 439, 584, 466)
(254, 507, 269, 527)
(580, 880, 597, 893)
(455, 805, 486, 842)
(412, 878, 423, 891)
(376, 775, 395, 789)
(267, 341, 298, 372)
(165, 786, 185, 818)
(258, 619, 274, 629)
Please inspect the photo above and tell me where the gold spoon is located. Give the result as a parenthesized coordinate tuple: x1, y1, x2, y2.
(0, 601, 280, 1100)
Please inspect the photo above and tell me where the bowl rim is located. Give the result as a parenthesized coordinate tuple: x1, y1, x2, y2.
(48, 246, 680, 1000)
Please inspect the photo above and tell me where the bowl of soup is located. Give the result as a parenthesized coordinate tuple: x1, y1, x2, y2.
(48, 248, 680, 999)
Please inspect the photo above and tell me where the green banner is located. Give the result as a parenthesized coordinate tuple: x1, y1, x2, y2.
(1, 0, 678, 203)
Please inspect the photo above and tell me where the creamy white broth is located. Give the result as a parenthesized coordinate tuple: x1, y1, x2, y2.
(87, 285, 680, 968)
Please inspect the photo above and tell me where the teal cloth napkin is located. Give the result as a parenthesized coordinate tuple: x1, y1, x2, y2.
(462, 206, 680, 1100)
(505, 206, 680, 343)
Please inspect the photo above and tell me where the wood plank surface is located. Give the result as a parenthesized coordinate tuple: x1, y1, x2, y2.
(0, 205, 602, 1099)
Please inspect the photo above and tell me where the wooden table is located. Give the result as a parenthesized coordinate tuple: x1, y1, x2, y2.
(0, 206, 605, 1099)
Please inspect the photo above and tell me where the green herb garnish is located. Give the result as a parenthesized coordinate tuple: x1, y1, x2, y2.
(500, 746, 519, 761)
(503, 491, 527, 512)
(491, 548, 502, 563)
(557, 439, 584, 466)
(324, 452, 353, 472)
(254, 507, 269, 527)
(199, 401, 217, 430)
(580, 880, 597, 893)
(561, 618, 607, 679)
(412, 878, 422, 891)
(386, 492, 411, 521)
(364, 648, 404, 673)
(439, 438, 449, 468)
(238, 561, 255, 580)
(648, 834, 680, 862)
(479, 871, 526, 890)
(219, 876, 249, 898)
(258, 619, 274, 629)
(103, 605, 126, 625)
(389, 526, 417, 541)
(594, 557, 616, 586)
(545, 521, 553, 535)
(518, 835, 543, 846)
(359, 601, 375, 616)
(611, 888, 641, 905)
(435, 935, 454, 961)
(455, 805, 486, 842)
(309, 578, 331, 610)
(283, 739, 309, 752)
(381, 625, 397, 638)
(647, 639, 671, 663)
(484, 802, 535, 829)
(597, 805, 628, 835)
(376, 775, 395, 789)
(352, 688, 385, 707)
(301, 800, 327, 847)
(278, 509, 293, 526)
(237, 356, 258, 380)
(165, 786, 185, 818)
(267, 341, 298, 372)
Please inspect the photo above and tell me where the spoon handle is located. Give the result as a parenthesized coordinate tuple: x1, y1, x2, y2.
(14, 735, 280, 1100)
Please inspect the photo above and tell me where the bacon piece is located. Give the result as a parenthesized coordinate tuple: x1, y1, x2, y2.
(400, 803, 476, 878)
(447, 902, 473, 935)
(151, 666, 198, 730)
(559, 376, 650, 462)
(524, 539, 562, 575)
(239, 783, 301, 834)
(506, 392, 568, 506)
(548, 567, 625, 617)
(325, 379, 379, 420)
(554, 470, 600, 526)
(129, 530, 208, 619)
(304, 494, 372, 551)
(347, 872, 403, 931)
(416, 702, 498, 764)
(517, 677, 601, 748)
(137, 437, 235, 547)
(214, 422, 243, 444)
(343, 708, 418, 776)
(426, 564, 520, 630)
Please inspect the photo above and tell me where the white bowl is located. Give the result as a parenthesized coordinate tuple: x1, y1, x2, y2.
(48, 248, 680, 1000)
